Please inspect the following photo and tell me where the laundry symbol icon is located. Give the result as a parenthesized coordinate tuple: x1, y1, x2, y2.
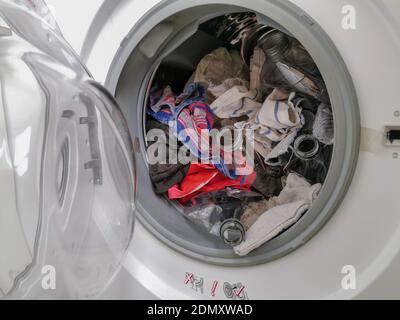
(223, 282, 248, 300)
(185, 273, 204, 294)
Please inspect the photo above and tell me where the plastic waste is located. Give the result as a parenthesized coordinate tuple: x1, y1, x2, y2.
(289, 134, 333, 184)
(258, 29, 329, 103)
(183, 189, 264, 246)
(313, 104, 334, 145)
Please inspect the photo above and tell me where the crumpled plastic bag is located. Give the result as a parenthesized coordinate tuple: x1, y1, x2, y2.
(313, 104, 334, 145)
(183, 189, 264, 239)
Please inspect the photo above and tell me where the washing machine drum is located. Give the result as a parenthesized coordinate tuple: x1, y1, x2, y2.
(0, 1, 136, 299)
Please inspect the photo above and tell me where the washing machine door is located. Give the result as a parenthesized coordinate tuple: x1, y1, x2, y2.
(0, 0, 136, 299)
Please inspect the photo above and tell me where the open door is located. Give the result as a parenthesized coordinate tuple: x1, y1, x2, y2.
(0, 0, 136, 299)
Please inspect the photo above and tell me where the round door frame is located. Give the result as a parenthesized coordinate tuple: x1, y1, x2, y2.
(104, 0, 360, 266)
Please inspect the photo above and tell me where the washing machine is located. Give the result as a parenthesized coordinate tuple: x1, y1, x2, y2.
(1, 0, 400, 300)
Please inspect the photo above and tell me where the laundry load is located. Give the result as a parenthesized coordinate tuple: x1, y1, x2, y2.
(168, 163, 256, 204)
(146, 119, 190, 194)
(209, 78, 261, 119)
(249, 47, 267, 92)
(148, 83, 253, 180)
(233, 89, 304, 160)
(235, 173, 322, 256)
(144, 12, 335, 256)
(148, 83, 214, 163)
(208, 48, 266, 119)
(186, 47, 249, 104)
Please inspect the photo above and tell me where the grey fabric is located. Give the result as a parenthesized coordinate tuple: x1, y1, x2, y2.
(186, 47, 249, 104)
(249, 47, 266, 92)
(146, 120, 190, 194)
(209, 78, 262, 119)
(235, 173, 322, 256)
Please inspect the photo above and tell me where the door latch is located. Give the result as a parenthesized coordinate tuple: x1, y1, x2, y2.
(384, 125, 400, 146)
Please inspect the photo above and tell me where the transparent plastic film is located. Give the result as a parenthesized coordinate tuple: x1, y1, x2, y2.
(0, 0, 136, 299)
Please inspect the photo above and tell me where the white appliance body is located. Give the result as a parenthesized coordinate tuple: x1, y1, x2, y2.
(2, 0, 400, 299)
